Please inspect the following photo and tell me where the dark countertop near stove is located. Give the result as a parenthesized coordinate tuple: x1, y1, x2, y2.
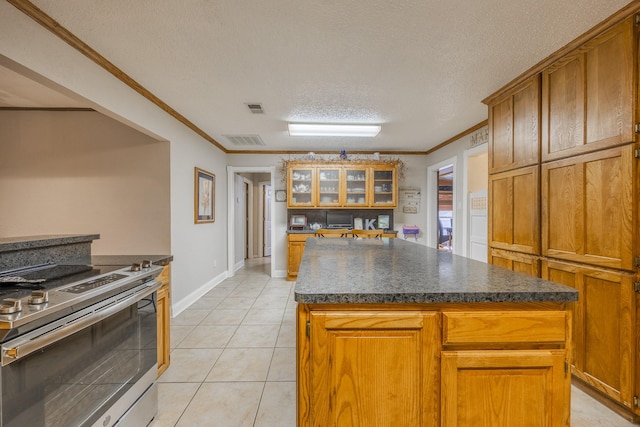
(294, 238, 578, 305)
(91, 255, 173, 267)
(0, 234, 100, 253)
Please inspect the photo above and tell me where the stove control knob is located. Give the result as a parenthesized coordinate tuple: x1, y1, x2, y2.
(28, 290, 49, 305)
(0, 299, 22, 314)
(141, 260, 152, 269)
(130, 263, 141, 272)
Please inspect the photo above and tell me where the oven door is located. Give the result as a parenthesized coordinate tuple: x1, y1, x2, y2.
(0, 282, 160, 427)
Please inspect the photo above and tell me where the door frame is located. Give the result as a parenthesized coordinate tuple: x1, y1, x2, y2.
(427, 157, 458, 253)
(227, 166, 276, 277)
(258, 180, 271, 257)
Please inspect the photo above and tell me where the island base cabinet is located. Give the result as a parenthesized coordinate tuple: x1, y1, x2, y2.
(300, 309, 440, 427)
(441, 350, 569, 427)
(298, 299, 572, 427)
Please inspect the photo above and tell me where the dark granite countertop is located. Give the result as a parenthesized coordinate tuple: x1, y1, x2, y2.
(0, 234, 100, 253)
(92, 255, 173, 267)
(294, 238, 578, 304)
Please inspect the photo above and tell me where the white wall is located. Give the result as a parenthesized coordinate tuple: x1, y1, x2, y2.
(0, 3, 229, 314)
(0, 110, 170, 255)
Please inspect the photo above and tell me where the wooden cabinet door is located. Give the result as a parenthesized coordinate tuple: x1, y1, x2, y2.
(489, 75, 540, 173)
(541, 144, 635, 270)
(370, 166, 397, 207)
(343, 166, 369, 207)
(317, 166, 341, 207)
(441, 349, 569, 427)
(541, 17, 634, 162)
(488, 165, 540, 255)
(489, 248, 540, 277)
(308, 311, 440, 427)
(287, 235, 310, 280)
(542, 260, 636, 408)
(288, 166, 315, 207)
(156, 265, 171, 376)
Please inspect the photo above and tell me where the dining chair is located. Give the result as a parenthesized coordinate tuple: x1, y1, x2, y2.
(316, 228, 349, 238)
(351, 229, 383, 239)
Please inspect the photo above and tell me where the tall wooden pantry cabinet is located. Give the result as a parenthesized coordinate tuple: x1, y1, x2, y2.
(484, 6, 640, 422)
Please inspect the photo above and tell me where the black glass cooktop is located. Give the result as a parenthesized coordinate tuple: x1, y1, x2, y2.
(0, 264, 124, 301)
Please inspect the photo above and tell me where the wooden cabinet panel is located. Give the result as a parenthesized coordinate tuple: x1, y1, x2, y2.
(441, 350, 568, 427)
(156, 265, 171, 376)
(287, 234, 313, 281)
(541, 145, 635, 270)
(542, 17, 635, 162)
(489, 248, 540, 277)
(489, 75, 540, 173)
(308, 311, 440, 427)
(489, 165, 539, 254)
(442, 311, 566, 346)
(542, 260, 636, 408)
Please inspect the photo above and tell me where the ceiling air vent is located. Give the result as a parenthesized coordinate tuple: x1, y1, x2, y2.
(225, 134, 266, 146)
(246, 103, 264, 114)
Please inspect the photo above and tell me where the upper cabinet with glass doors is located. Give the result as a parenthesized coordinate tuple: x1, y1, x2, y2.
(371, 167, 397, 207)
(287, 161, 397, 208)
(317, 166, 342, 207)
(288, 165, 315, 208)
(343, 166, 369, 207)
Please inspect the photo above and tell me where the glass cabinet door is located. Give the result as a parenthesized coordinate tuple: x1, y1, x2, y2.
(344, 167, 368, 207)
(371, 167, 396, 207)
(288, 167, 315, 207)
(317, 167, 341, 207)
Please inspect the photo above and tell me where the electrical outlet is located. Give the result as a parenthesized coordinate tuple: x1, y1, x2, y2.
(213, 259, 217, 267)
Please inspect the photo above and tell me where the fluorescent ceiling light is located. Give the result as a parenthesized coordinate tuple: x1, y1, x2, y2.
(288, 123, 381, 137)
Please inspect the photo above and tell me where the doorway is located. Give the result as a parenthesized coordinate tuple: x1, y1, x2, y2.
(226, 166, 276, 278)
(437, 165, 453, 252)
(260, 182, 272, 257)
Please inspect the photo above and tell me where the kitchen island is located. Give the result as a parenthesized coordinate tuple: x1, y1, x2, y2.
(295, 238, 578, 427)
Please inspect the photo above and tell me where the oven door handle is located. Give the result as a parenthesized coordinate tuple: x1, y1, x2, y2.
(1, 281, 161, 366)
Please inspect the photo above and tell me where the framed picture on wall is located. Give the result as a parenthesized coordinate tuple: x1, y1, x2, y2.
(195, 167, 215, 223)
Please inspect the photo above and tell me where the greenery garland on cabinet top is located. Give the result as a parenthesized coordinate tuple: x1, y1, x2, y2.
(278, 155, 406, 184)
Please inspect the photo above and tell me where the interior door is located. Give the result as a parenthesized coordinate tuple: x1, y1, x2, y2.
(468, 189, 487, 262)
(263, 184, 272, 257)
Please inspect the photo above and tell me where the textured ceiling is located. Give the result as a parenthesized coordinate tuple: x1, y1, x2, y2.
(1, 0, 633, 152)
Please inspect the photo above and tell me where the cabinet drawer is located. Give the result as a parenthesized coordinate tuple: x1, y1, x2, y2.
(442, 311, 566, 345)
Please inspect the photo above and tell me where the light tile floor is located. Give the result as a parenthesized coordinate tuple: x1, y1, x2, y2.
(150, 257, 635, 427)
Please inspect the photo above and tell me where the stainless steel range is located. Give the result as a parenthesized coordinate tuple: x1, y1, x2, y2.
(0, 261, 162, 427)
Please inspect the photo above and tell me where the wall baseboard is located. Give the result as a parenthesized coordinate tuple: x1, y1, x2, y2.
(172, 270, 228, 317)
